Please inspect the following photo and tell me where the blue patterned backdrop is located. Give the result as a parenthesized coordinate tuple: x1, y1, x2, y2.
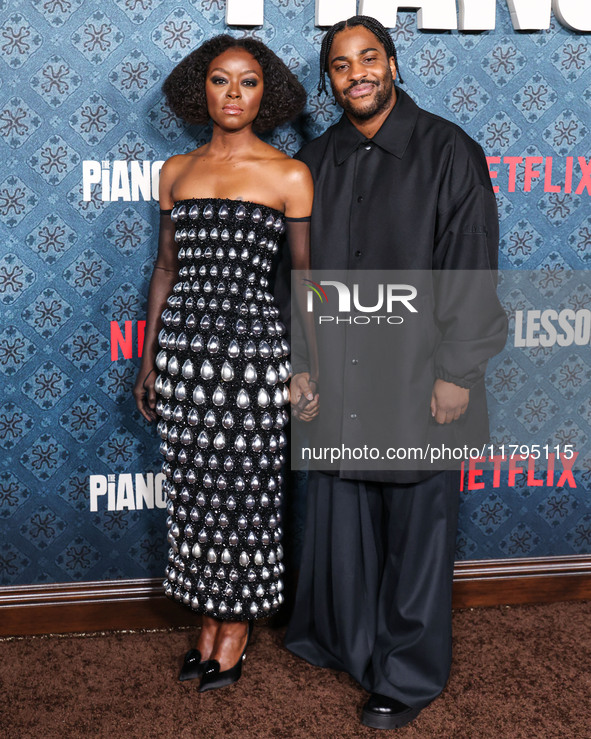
(1, 0, 590, 587)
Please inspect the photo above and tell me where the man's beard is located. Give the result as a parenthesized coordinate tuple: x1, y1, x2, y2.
(333, 75, 395, 121)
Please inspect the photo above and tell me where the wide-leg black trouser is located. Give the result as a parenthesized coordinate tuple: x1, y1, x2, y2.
(284, 469, 461, 708)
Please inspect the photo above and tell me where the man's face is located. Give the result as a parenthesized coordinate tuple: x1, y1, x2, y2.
(327, 26, 397, 121)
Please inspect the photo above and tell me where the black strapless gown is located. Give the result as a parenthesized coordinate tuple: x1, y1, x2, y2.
(154, 198, 291, 620)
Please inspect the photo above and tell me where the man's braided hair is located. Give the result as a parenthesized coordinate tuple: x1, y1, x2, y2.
(318, 15, 403, 94)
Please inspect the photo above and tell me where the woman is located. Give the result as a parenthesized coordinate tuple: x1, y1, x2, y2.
(133, 35, 317, 692)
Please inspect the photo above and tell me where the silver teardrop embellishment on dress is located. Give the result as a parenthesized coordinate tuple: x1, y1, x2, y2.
(235, 435, 246, 452)
(239, 551, 249, 566)
(181, 359, 195, 379)
(236, 389, 250, 409)
(251, 208, 262, 223)
(177, 332, 189, 351)
(175, 381, 187, 401)
(234, 229, 243, 242)
(221, 549, 231, 564)
(198, 228, 207, 241)
(203, 204, 214, 219)
(252, 435, 264, 452)
(180, 428, 193, 446)
(221, 361, 234, 381)
(156, 350, 167, 371)
(177, 204, 187, 219)
(200, 359, 214, 380)
(212, 385, 226, 406)
(257, 388, 270, 407)
(167, 356, 179, 375)
(273, 387, 284, 406)
(171, 205, 179, 221)
(190, 334, 203, 352)
(278, 363, 290, 382)
(214, 432, 226, 449)
(187, 409, 199, 426)
(189, 204, 199, 219)
(207, 336, 219, 354)
(227, 340, 240, 358)
(265, 365, 278, 385)
(204, 410, 216, 427)
(221, 229, 230, 241)
(235, 204, 247, 220)
(193, 385, 206, 405)
(244, 363, 257, 384)
(261, 412, 273, 430)
(259, 340, 272, 357)
(246, 230, 256, 243)
(222, 411, 234, 428)
(265, 214, 275, 228)
(210, 228, 219, 241)
(243, 413, 256, 431)
(198, 431, 209, 448)
(244, 340, 256, 358)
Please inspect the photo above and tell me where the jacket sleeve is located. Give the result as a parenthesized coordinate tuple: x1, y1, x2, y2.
(432, 132, 508, 387)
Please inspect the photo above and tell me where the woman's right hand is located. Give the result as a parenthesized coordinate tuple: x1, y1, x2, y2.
(133, 367, 158, 423)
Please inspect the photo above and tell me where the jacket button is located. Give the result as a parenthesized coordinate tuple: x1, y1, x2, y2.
(351, 359, 358, 364)
(355, 250, 361, 257)
(350, 413, 357, 419)
(357, 195, 363, 203)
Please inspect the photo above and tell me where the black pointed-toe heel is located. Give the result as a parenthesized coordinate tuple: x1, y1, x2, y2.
(178, 648, 213, 682)
(198, 622, 253, 693)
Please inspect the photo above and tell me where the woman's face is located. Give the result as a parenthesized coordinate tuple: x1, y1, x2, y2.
(205, 47, 264, 131)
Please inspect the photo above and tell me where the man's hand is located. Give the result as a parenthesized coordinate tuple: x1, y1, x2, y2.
(430, 378, 469, 424)
(290, 372, 319, 422)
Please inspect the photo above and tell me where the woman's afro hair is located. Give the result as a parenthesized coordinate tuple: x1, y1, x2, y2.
(162, 35, 306, 133)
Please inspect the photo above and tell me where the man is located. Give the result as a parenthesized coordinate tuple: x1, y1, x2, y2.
(279, 16, 508, 730)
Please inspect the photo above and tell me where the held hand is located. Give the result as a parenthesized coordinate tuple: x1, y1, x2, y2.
(133, 367, 157, 422)
(430, 378, 469, 425)
(289, 372, 319, 422)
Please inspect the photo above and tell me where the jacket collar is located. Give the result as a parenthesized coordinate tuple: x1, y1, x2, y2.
(333, 87, 419, 165)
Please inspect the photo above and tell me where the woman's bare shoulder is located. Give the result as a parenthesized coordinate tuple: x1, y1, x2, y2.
(161, 146, 207, 172)
(276, 156, 312, 187)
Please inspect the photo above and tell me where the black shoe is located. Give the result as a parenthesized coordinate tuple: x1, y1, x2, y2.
(178, 648, 213, 682)
(361, 693, 422, 730)
(198, 622, 253, 693)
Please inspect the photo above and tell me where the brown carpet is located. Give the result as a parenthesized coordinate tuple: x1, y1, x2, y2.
(1, 602, 590, 738)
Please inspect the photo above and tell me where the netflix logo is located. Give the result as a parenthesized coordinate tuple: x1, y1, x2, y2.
(111, 320, 145, 361)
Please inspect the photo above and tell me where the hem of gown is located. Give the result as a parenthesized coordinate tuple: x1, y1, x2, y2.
(164, 589, 281, 622)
